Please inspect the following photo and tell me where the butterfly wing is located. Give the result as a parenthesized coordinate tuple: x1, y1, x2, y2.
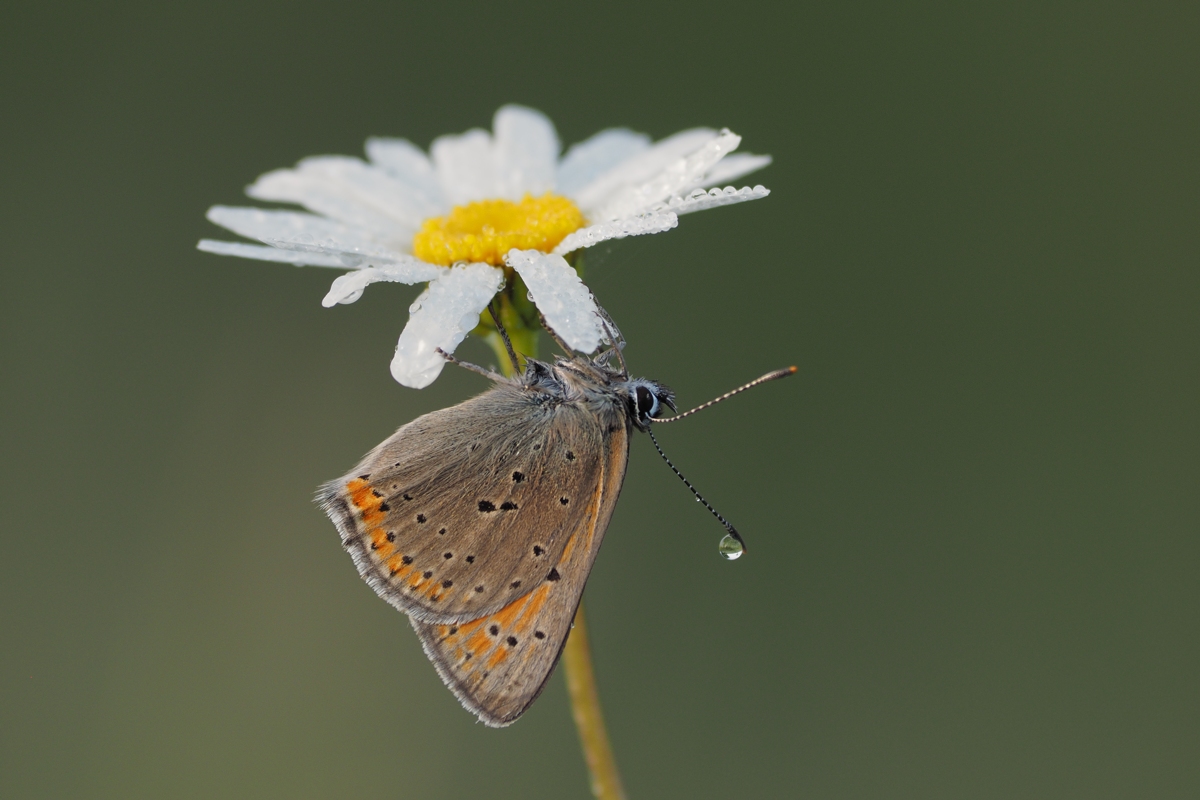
(411, 410, 631, 726)
(319, 381, 614, 624)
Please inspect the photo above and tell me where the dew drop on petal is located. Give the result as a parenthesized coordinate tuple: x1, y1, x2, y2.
(718, 534, 744, 561)
(410, 301, 423, 313)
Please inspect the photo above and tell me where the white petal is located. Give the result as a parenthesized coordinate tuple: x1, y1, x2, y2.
(364, 137, 444, 206)
(570, 127, 716, 213)
(557, 128, 652, 197)
(197, 239, 346, 267)
(551, 211, 678, 255)
(493, 105, 559, 199)
(505, 250, 604, 354)
(206, 205, 393, 253)
(259, 237, 414, 267)
(247, 157, 427, 238)
(391, 264, 503, 388)
(691, 153, 772, 190)
(431, 128, 496, 206)
(594, 130, 742, 221)
(322, 260, 445, 307)
(295, 155, 437, 226)
(654, 185, 771, 216)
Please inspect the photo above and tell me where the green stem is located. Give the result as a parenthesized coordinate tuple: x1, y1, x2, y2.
(480, 315, 625, 800)
(565, 604, 627, 800)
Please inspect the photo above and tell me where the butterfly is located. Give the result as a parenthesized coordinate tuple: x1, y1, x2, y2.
(318, 325, 792, 726)
(317, 341, 680, 725)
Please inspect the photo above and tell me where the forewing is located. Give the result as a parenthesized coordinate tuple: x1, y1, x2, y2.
(319, 382, 607, 624)
(411, 415, 631, 726)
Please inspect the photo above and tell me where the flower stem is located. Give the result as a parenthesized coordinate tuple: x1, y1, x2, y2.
(565, 604, 626, 800)
(480, 318, 625, 800)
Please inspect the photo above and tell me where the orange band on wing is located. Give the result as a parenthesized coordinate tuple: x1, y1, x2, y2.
(511, 586, 551, 635)
(346, 477, 396, 559)
(455, 618, 487, 637)
(491, 592, 533, 630)
(486, 645, 512, 669)
(441, 582, 553, 671)
(465, 628, 491, 655)
(386, 554, 411, 578)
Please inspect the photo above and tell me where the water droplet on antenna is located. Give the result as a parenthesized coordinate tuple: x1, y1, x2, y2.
(718, 534, 744, 561)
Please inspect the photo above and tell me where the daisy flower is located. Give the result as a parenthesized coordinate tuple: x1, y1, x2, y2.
(198, 105, 770, 388)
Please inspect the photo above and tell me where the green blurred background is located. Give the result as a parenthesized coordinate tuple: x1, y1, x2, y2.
(3, 2, 1197, 798)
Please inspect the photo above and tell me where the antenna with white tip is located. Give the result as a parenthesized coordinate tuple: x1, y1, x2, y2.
(649, 366, 797, 423)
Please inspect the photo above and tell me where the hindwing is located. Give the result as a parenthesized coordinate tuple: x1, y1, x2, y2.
(411, 413, 631, 726)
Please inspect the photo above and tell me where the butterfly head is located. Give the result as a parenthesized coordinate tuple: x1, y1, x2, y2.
(623, 378, 676, 431)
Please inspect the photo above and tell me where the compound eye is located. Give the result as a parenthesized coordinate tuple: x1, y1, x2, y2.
(635, 385, 659, 418)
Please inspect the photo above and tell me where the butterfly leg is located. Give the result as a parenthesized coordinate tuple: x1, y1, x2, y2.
(596, 318, 628, 378)
(434, 348, 507, 382)
(537, 312, 576, 358)
(487, 301, 523, 373)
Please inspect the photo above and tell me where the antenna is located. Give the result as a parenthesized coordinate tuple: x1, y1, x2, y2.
(645, 364, 796, 557)
(647, 427, 747, 554)
(649, 366, 797, 423)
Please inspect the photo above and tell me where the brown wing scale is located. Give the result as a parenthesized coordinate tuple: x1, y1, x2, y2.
(320, 383, 610, 624)
(411, 416, 631, 726)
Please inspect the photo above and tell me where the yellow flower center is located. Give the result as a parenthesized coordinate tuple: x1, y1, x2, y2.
(412, 193, 585, 267)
